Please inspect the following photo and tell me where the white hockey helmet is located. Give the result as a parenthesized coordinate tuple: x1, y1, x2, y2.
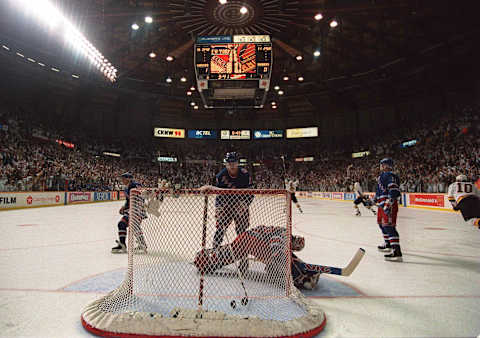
(456, 174, 468, 182)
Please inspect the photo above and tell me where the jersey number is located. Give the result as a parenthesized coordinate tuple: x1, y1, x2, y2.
(457, 183, 472, 193)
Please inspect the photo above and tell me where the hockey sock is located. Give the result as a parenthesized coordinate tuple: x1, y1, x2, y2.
(118, 220, 128, 245)
(384, 225, 401, 253)
(379, 224, 390, 246)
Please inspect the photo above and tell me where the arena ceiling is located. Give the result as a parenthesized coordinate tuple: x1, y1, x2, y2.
(0, 0, 478, 121)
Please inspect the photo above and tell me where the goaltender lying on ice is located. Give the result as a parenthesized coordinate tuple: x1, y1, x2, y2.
(194, 225, 365, 290)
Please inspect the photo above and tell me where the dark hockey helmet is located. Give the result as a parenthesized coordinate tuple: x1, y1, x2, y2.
(225, 152, 239, 163)
(292, 235, 305, 251)
(380, 158, 394, 167)
(120, 172, 134, 179)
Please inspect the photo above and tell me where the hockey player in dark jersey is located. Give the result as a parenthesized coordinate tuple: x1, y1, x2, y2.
(111, 172, 148, 254)
(199, 152, 253, 272)
(194, 226, 319, 290)
(374, 158, 402, 261)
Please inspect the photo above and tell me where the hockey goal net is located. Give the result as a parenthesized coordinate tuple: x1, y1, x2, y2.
(81, 188, 326, 337)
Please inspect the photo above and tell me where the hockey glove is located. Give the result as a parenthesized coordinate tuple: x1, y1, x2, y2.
(383, 199, 393, 215)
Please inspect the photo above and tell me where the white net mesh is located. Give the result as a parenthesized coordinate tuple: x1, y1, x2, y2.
(81, 188, 325, 337)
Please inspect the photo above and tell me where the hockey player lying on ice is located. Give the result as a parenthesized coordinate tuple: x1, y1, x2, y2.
(194, 225, 364, 290)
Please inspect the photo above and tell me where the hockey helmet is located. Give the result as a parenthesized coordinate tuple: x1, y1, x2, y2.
(380, 158, 394, 167)
(225, 152, 239, 163)
(456, 174, 468, 182)
(120, 172, 133, 179)
(292, 235, 305, 251)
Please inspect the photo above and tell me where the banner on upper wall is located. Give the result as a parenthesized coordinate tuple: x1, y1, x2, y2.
(68, 192, 92, 204)
(188, 130, 217, 139)
(0, 192, 64, 209)
(344, 192, 356, 201)
(153, 128, 185, 138)
(253, 130, 283, 139)
(286, 127, 318, 139)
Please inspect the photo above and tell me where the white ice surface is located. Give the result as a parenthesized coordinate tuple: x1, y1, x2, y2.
(1, 199, 479, 337)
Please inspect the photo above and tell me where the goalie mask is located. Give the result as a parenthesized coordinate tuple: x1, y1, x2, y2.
(292, 235, 305, 251)
(456, 174, 468, 182)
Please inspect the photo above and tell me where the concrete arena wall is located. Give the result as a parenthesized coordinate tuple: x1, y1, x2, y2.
(0, 191, 125, 211)
(296, 191, 455, 212)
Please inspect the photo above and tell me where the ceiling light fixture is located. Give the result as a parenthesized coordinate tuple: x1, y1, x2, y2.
(314, 13, 323, 21)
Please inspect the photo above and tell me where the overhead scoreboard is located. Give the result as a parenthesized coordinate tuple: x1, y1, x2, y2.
(194, 35, 272, 109)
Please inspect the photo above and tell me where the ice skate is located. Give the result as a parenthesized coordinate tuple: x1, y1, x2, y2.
(384, 248, 403, 262)
(111, 240, 127, 254)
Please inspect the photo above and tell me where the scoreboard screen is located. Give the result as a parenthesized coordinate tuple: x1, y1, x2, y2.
(195, 36, 272, 80)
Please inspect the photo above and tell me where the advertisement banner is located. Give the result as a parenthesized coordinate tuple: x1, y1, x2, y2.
(321, 192, 332, 199)
(221, 130, 250, 140)
(157, 157, 178, 162)
(253, 130, 283, 139)
(119, 191, 126, 200)
(68, 192, 92, 204)
(286, 127, 318, 139)
(188, 130, 217, 139)
(409, 194, 445, 207)
(0, 192, 64, 209)
(332, 192, 343, 200)
(153, 128, 185, 138)
(344, 192, 356, 201)
(94, 192, 111, 201)
(352, 151, 370, 158)
(111, 191, 118, 200)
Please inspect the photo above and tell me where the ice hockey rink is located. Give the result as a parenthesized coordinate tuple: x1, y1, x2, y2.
(1, 198, 479, 338)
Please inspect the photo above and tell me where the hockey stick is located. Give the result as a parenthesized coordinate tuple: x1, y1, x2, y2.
(298, 248, 365, 276)
(280, 155, 287, 186)
(198, 195, 208, 309)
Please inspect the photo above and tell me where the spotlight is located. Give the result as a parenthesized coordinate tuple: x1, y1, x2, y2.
(274, 85, 280, 91)
(271, 101, 276, 105)
(187, 91, 192, 96)
(295, 55, 303, 61)
(314, 50, 321, 57)
(166, 55, 174, 62)
(131, 23, 139, 30)
(283, 76, 289, 81)
(330, 20, 338, 28)
(314, 13, 323, 21)
(166, 77, 172, 83)
(190, 102, 196, 106)
(190, 86, 196, 91)
(145, 16, 153, 23)
(278, 90, 284, 95)
(240, 6, 248, 14)
(219, 0, 227, 4)
(180, 76, 187, 82)
(298, 76, 304, 82)
(149, 52, 156, 58)
(272, 105, 277, 109)
(194, 105, 199, 110)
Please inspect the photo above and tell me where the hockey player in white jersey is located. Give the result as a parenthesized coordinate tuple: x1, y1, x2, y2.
(353, 181, 376, 216)
(447, 175, 480, 228)
(285, 178, 303, 213)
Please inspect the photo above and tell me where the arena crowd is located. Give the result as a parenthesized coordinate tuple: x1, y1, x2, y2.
(1, 103, 478, 193)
